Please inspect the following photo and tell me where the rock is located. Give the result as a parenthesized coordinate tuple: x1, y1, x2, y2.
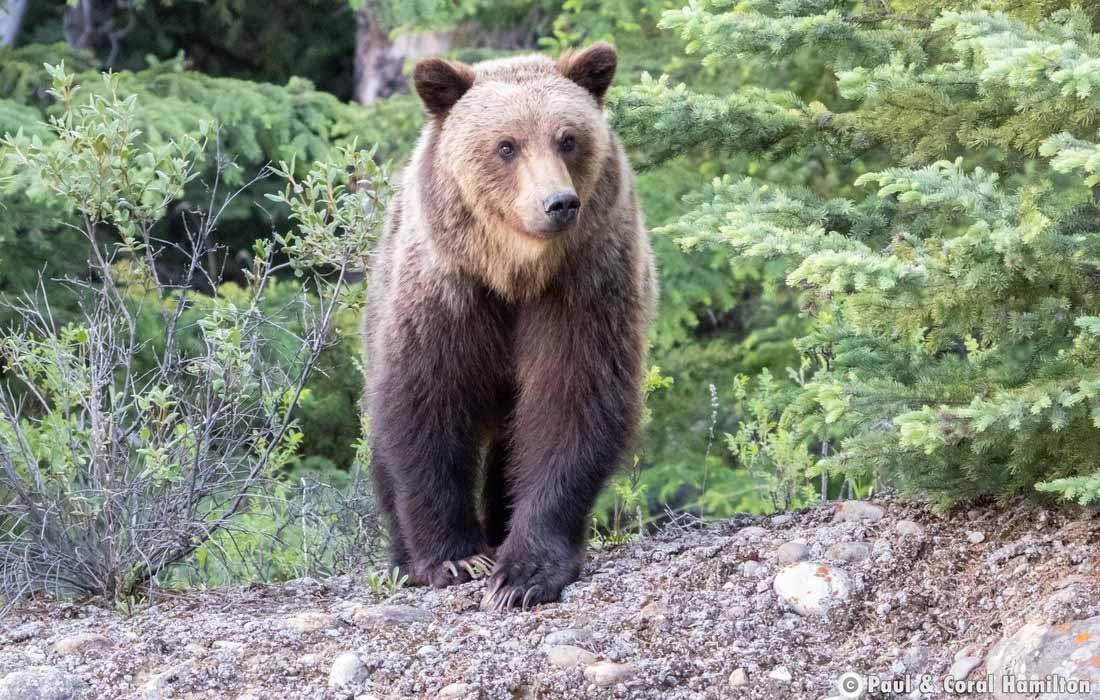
(776, 542, 809, 564)
(985, 616, 1100, 698)
(437, 683, 470, 699)
(768, 666, 793, 683)
(895, 520, 924, 537)
(51, 633, 110, 656)
(773, 562, 851, 616)
(279, 611, 335, 632)
(329, 652, 367, 688)
(771, 514, 794, 526)
(639, 599, 666, 618)
(417, 645, 439, 658)
(296, 653, 323, 668)
(903, 643, 929, 671)
(547, 645, 596, 669)
(946, 644, 983, 681)
(738, 526, 768, 539)
(729, 668, 748, 687)
(544, 628, 594, 647)
(826, 541, 870, 562)
(967, 531, 985, 544)
(143, 661, 195, 700)
(212, 640, 244, 654)
(1041, 585, 1088, 623)
(740, 560, 765, 578)
(5, 622, 44, 644)
(583, 661, 636, 687)
(833, 501, 884, 523)
(342, 603, 433, 626)
(0, 666, 83, 700)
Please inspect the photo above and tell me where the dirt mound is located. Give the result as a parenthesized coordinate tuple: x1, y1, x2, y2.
(2, 498, 1098, 699)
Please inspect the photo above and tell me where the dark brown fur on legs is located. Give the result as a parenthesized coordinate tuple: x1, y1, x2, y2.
(363, 42, 657, 603)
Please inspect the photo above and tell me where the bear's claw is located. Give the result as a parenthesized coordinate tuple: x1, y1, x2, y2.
(481, 557, 575, 610)
(446, 553, 494, 581)
(419, 551, 495, 588)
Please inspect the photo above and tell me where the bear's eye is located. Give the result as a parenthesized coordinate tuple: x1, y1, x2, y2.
(498, 140, 517, 161)
(559, 134, 577, 154)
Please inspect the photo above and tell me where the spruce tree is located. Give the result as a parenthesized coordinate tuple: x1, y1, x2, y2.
(612, 1, 1100, 505)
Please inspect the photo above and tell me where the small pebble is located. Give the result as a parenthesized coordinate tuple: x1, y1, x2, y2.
(895, 520, 924, 537)
(329, 652, 366, 688)
(584, 661, 636, 687)
(547, 645, 596, 669)
(729, 667, 748, 687)
(776, 542, 809, 564)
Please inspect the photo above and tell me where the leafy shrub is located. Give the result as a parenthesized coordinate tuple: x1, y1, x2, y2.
(0, 66, 388, 603)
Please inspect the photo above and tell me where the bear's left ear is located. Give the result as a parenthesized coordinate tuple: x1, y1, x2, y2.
(414, 58, 475, 118)
(557, 42, 617, 104)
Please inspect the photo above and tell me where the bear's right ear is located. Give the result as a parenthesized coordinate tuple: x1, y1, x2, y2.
(413, 58, 475, 118)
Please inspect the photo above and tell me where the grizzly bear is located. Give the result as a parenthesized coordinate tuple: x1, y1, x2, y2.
(363, 42, 656, 609)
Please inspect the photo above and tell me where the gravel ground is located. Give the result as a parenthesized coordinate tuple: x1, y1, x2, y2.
(2, 498, 1098, 700)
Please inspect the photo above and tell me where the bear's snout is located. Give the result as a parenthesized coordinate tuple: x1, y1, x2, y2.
(543, 190, 580, 231)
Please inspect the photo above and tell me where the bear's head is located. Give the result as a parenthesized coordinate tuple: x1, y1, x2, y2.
(413, 43, 617, 248)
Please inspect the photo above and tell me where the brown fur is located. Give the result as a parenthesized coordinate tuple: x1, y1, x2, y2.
(363, 44, 657, 605)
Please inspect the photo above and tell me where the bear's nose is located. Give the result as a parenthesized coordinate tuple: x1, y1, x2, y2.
(543, 190, 580, 228)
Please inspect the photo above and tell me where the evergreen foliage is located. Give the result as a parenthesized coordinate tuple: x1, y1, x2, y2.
(619, 0, 1100, 506)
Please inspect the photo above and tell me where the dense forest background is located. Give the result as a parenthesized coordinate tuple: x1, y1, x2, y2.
(4, 0, 1100, 601)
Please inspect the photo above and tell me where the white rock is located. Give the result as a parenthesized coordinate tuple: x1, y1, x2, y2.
(773, 562, 851, 616)
(417, 645, 439, 658)
(771, 514, 794, 526)
(738, 526, 768, 539)
(279, 611, 335, 632)
(947, 644, 983, 681)
(544, 628, 594, 647)
(827, 541, 870, 562)
(904, 643, 929, 671)
(212, 640, 245, 654)
(51, 633, 110, 656)
(338, 602, 433, 626)
(296, 653, 323, 668)
(0, 666, 82, 700)
(895, 520, 924, 537)
(740, 560, 765, 578)
(776, 542, 809, 564)
(639, 600, 666, 618)
(768, 666, 793, 683)
(833, 501, 884, 522)
(329, 652, 366, 688)
(583, 661, 636, 687)
(437, 683, 470, 699)
(143, 661, 195, 700)
(966, 531, 985, 544)
(729, 668, 748, 687)
(547, 645, 596, 669)
(985, 616, 1100, 698)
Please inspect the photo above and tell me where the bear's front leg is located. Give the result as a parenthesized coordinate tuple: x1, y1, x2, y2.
(369, 294, 508, 588)
(484, 284, 647, 609)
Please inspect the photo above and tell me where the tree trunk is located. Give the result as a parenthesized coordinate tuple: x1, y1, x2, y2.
(0, 0, 27, 46)
(354, 8, 453, 105)
(62, 0, 135, 65)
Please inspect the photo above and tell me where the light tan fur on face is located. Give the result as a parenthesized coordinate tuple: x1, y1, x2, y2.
(513, 148, 574, 235)
(422, 57, 612, 301)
